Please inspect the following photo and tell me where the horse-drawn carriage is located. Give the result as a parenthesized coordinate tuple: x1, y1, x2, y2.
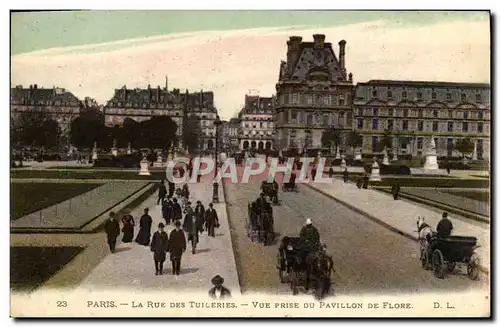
(261, 181, 280, 205)
(422, 235, 480, 280)
(276, 237, 334, 299)
(246, 201, 276, 245)
(281, 173, 298, 192)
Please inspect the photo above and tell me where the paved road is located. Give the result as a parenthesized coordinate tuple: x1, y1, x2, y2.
(224, 168, 488, 296)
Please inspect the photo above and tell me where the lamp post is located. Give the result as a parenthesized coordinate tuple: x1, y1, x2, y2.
(212, 115, 222, 203)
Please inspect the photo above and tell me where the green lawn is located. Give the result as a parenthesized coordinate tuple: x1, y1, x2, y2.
(344, 175, 489, 188)
(440, 190, 490, 203)
(10, 182, 103, 220)
(10, 169, 166, 180)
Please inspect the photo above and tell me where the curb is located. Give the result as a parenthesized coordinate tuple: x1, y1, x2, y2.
(305, 183, 489, 276)
(220, 178, 244, 295)
(376, 188, 489, 224)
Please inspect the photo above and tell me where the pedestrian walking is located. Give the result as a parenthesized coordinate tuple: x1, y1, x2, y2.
(135, 208, 153, 246)
(205, 203, 219, 237)
(169, 221, 186, 275)
(151, 223, 169, 275)
(362, 173, 369, 189)
(162, 197, 173, 224)
(195, 200, 205, 235)
(104, 212, 120, 253)
(209, 275, 232, 300)
(157, 179, 167, 205)
(183, 206, 203, 254)
(328, 167, 334, 178)
(182, 183, 190, 201)
(311, 166, 317, 181)
(168, 180, 175, 197)
(343, 168, 349, 183)
(121, 211, 135, 243)
(391, 181, 401, 200)
(172, 198, 182, 222)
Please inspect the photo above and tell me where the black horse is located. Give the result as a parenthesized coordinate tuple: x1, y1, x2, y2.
(306, 249, 335, 300)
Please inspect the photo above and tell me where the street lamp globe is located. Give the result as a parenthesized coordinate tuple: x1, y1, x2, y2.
(212, 115, 222, 203)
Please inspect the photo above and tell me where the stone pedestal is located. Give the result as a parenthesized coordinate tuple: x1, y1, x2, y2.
(423, 137, 439, 170)
(354, 148, 362, 161)
(369, 161, 382, 181)
(472, 141, 478, 161)
(153, 155, 164, 168)
(335, 147, 340, 160)
(111, 148, 118, 157)
(92, 149, 98, 161)
(127, 143, 132, 155)
(392, 152, 398, 161)
(340, 155, 347, 170)
(138, 158, 151, 176)
(382, 147, 390, 166)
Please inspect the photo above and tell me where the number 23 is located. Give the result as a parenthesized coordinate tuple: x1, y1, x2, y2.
(56, 301, 67, 307)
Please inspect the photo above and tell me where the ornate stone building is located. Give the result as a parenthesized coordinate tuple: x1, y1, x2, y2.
(274, 34, 354, 151)
(238, 94, 275, 151)
(222, 117, 241, 149)
(103, 79, 217, 149)
(10, 84, 83, 135)
(353, 80, 491, 159)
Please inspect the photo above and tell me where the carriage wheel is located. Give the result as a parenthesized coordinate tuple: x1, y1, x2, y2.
(277, 253, 285, 283)
(420, 248, 431, 270)
(432, 249, 446, 279)
(467, 254, 480, 281)
(447, 262, 457, 273)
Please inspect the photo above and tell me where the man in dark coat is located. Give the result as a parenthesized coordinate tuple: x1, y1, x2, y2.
(195, 200, 205, 234)
(169, 221, 186, 275)
(299, 218, 321, 251)
(162, 197, 173, 224)
(135, 208, 153, 246)
(151, 223, 169, 275)
(168, 180, 175, 197)
(343, 168, 349, 183)
(157, 179, 167, 205)
(391, 182, 401, 200)
(311, 166, 317, 181)
(104, 211, 120, 253)
(205, 203, 219, 237)
(183, 206, 203, 254)
(362, 173, 369, 189)
(208, 275, 232, 300)
(172, 198, 183, 221)
(436, 212, 453, 238)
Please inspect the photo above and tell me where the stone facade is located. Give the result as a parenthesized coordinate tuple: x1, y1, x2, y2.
(10, 84, 83, 135)
(238, 95, 275, 151)
(353, 80, 491, 159)
(222, 117, 241, 150)
(274, 35, 354, 151)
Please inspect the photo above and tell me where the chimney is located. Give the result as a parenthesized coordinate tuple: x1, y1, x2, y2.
(313, 34, 326, 49)
(34, 84, 38, 89)
(157, 86, 160, 102)
(339, 40, 346, 72)
(122, 85, 127, 103)
(348, 72, 353, 82)
(286, 36, 303, 77)
(165, 75, 168, 92)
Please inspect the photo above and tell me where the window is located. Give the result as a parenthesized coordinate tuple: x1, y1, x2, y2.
(476, 94, 482, 103)
(418, 121, 424, 131)
(373, 108, 379, 116)
(417, 137, 423, 149)
(388, 119, 394, 131)
(358, 107, 364, 116)
(478, 111, 484, 119)
(463, 111, 468, 119)
(372, 136, 378, 152)
(387, 90, 393, 99)
(462, 122, 468, 132)
(291, 93, 298, 104)
(417, 92, 423, 100)
(448, 110, 453, 118)
(432, 91, 437, 100)
(461, 93, 467, 102)
(402, 120, 408, 131)
(372, 118, 379, 130)
(357, 118, 364, 129)
(433, 110, 438, 118)
(447, 121, 453, 132)
(478, 122, 483, 133)
(323, 96, 330, 105)
(323, 114, 329, 126)
(446, 92, 452, 101)
(291, 110, 297, 120)
(339, 112, 345, 119)
(338, 96, 345, 106)
(432, 121, 438, 132)
(307, 95, 313, 105)
(403, 109, 409, 117)
(418, 110, 423, 118)
(372, 89, 378, 98)
(402, 91, 407, 99)
(307, 113, 313, 125)
(388, 108, 394, 116)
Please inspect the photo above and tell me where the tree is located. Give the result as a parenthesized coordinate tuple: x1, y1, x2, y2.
(13, 110, 61, 150)
(183, 115, 202, 153)
(141, 115, 178, 150)
(321, 127, 341, 153)
(378, 129, 393, 152)
(454, 138, 474, 157)
(69, 114, 107, 149)
(347, 130, 363, 155)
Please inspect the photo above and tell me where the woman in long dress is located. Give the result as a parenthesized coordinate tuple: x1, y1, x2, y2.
(121, 212, 135, 243)
(135, 208, 153, 246)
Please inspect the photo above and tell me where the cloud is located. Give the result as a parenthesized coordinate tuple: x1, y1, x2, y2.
(11, 19, 490, 120)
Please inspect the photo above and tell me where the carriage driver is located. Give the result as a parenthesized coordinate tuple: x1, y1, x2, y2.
(436, 212, 453, 238)
(299, 218, 321, 252)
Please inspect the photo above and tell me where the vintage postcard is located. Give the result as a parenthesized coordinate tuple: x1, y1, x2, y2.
(9, 10, 491, 318)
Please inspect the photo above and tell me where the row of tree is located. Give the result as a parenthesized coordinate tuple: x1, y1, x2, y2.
(11, 109, 204, 153)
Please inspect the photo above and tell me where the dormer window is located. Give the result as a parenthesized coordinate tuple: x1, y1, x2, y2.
(461, 93, 467, 102)
(417, 92, 423, 101)
(446, 93, 452, 101)
(432, 91, 437, 100)
(475, 94, 482, 103)
(387, 91, 393, 99)
(372, 89, 378, 98)
(402, 91, 407, 99)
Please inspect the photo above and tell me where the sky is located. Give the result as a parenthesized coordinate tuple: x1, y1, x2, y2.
(10, 11, 490, 120)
